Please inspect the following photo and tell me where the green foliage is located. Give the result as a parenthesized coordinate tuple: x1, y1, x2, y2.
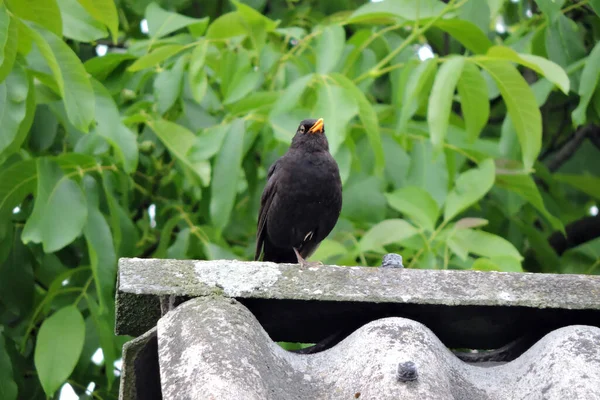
(0, 0, 599, 398)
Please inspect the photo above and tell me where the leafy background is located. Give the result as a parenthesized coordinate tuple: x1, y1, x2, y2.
(1, 0, 600, 398)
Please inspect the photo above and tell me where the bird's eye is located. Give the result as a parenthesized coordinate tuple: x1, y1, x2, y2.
(300, 125, 305, 134)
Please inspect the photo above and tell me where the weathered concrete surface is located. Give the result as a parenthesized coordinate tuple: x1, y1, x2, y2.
(157, 296, 600, 400)
(116, 258, 600, 349)
(118, 327, 161, 400)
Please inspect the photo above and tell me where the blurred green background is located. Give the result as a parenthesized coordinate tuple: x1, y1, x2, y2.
(1, 0, 599, 398)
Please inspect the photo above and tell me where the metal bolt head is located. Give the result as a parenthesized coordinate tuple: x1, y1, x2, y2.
(397, 361, 418, 382)
(382, 253, 404, 269)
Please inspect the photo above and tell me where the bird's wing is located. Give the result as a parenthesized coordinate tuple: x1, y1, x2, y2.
(255, 159, 279, 260)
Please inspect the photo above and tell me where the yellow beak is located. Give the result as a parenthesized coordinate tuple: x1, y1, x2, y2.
(307, 118, 324, 134)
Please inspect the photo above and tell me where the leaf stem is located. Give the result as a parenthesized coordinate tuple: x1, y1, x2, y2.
(354, 0, 464, 83)
(342, 23, 405, 76)
(19, 286, 87, 352)
(408, 219, 450, 268)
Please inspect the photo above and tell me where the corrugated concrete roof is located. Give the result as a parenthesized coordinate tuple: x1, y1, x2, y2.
(116, 258, 600, 400)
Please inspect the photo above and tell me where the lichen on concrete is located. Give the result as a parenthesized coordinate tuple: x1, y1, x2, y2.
(193, 259, 282, 296)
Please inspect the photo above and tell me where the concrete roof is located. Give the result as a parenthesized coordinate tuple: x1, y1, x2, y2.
(115, 258, 600, 399)
(116, 258, 600, 348)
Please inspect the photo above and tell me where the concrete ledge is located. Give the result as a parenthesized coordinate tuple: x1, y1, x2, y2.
(116, 258, 600, 348)
(156, 296, 600, 400)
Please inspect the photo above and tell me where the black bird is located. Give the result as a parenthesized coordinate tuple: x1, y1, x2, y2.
(255, 118, 342, 268)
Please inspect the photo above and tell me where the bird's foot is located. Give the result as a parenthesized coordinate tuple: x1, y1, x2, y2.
(293, 248, 323, 269)
(299, 259, 323, 269)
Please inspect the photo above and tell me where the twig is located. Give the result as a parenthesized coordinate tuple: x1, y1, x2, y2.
(546, 124, 597, 172)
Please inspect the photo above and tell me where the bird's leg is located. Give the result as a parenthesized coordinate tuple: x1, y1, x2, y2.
(293, 247, 323, 269)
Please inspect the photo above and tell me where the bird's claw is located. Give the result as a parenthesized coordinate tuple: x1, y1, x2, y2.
(294, 247, 323, 268)
(299, 259, 323, 269)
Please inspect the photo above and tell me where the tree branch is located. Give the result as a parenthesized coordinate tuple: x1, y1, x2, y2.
(589, 126, 600, 151)
(548, 215, 600, 256)
(546, 124, 598, 172)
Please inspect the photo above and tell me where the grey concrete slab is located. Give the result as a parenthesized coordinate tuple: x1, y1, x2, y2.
(157, 296, 600, 400)
(116, 258, 600, 349)
(118, 327, 160, 400)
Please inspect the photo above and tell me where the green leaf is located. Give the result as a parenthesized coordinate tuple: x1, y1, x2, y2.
(0, 4, 10, 67)
(349, 0, 446, 24)
(227, 90, 278, 114)
(315, 25, 345, 74)
(342, 176, 387, 223)
(188, 123, 228, 161)
(459, 0, 490, 34)
(477, 60, 541, 171)
(444, 158, 495, 222)
(210, 119, 245, 233)
(270, 73, 313, 115)
(91, 80, 138, 173)
(6, 0, 62, 36)
(591, 0, 600, 16)
(433, 19, 492, 54)
(428, 56, 465, 149)
(188, 40, 208, 103)
(127, 44, 186, 72)
(22, 158, 88, 253)
(545, 14, 586, 68)
(0, 63, 29, 156)
(484, 46, 570, 94)
(224, 68, 260, 105)
(534, 0, 565, 23)
(455, 217, 488, 229)
(0, 159, 36, 219)
(84, 53, 136, 81)
(311, 239, 347, 263)
(457, 62, 489, 142)
(24, 21, 94, 132)
(330, 73, 385, 175)
(398, 58, 437, 133)
(57, 0, 107, 42)
(152, 215, 182, 258)
(232, 0, 278, 32)
(496, 173, 564, 232)
(229, 0, 278, 49)
(205, 12, 246, 39)
(0, 13, 17, 84)
(167, 228, 191, 258)
(1, 64, 35, 161)
(312, 82, 358, 156)
(83, 202, 116, 311)
(0, 331, 17, 400)
(29, 105, 59, 151)
(572, 41, 600, 126)
(385, 187, 439, 231)
(76, 0, 119, 42)
(145, 2, 208, 38)
(406, 139, 449, 207)
(472, 256, 523, 272)
(553, 173, 600, 201)
(148, 119, 211, 186)
(450, 228, 523, 260)
(87, 299, 116, 388)
(154, 55, 185, 113)
(0, 228, 34, 315)
(359, 219, 419, 253)
(34, 306, 85, 397)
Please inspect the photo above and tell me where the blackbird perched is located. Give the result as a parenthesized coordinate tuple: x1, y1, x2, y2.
(255, 118, 342, 268)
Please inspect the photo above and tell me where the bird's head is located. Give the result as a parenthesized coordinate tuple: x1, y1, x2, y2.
(290, 118, 329, 152)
